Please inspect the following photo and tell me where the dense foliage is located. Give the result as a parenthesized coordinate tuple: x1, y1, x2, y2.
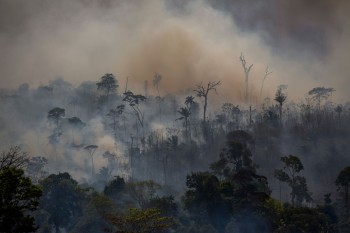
(1, 74, 350, 232)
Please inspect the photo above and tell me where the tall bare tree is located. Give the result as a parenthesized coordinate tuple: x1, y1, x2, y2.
(153, 72, 163, 124)
(84, 145, 98, 176)
(193, 81, 221, 123)
(259, 66, 272, 101)
(239, 53, 253, 103)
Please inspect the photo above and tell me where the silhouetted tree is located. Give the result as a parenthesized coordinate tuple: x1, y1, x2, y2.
(0, 146, 28, 170)
(274, 155, 312, 206)
(335, 104, 343, 122)
(153, 72, 162, 94)
(0, 167, 42, 232)
(123, 91, 147, 138)
(47, 107, 65, 128)
(96, 73, 118, 97)
(193, 81, 221, 123)
(70, 193, 116, 233)
(107, 104, 125, 138)
(336, 166, 350, 220)
(40, 172, 86, 233)
(183, 172, 232, 232)
(104, 176, 126, 199)
(274, 85, 287, 123)
(308, 87, 335, 110)
(177, 107, 191, 135)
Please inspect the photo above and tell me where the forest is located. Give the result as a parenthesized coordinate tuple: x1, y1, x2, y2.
(0, 72, 350, 233)
(1, 0, 350, 232)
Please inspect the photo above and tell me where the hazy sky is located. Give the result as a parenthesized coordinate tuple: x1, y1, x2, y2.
(1, 0, 349, 102)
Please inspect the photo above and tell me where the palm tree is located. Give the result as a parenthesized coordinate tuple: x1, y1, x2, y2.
(177, 107, 191, 135)
(274, 86, 287, 123)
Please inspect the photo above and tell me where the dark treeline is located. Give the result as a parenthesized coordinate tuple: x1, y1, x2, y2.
(1, 74, 350, 232)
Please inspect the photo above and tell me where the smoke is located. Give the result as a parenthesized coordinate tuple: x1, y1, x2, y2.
(0, 0, 350, 103)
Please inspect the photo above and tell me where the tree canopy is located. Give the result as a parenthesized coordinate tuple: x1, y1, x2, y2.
(0, 167, 42, 233)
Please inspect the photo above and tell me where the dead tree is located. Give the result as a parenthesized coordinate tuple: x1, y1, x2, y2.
(259, 66, 272, 101)
(0, 146, 28, 170)
(84, 145, 98, 176)
(153, 72, 163, 124)
(193, 81, 221, 123)
(239, 53, 253, 103)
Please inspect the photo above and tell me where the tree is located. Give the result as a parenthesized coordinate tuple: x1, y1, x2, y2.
(193, 81, 221, 123)
(47, 108, 65, 158)
(104, 176, 126, 199)
(209, 132, 270, 224)
(123, 91, 147, 138)
(102, 151, 119, 180)
(148, 196, 178, 217)
(40, 172, 86, 233)
(210, 131, 255, 180)
(183, 172, 232, 232)
(161, 135, 179, 184)
(67, 117, 85, 144)
(0, 146, 28, 170)
(239, 53, 253, 103)
(334, 104, 343, 122)
(177, 107, 191, 135)
(274, 85, 287, 123)
(308, 87, 335, 110)
(84, 145, 98, 176)
(277, 206, 337, 233)
(259, 66, 272, 101)
(153, 73, 164, 124)
(127, 180, 161, 209)
(107, 105, 125, 138)
(26, 156, 48, 184)
(70, 192, 116, 233)
(176, 96, 197, 137)
(221, 103, 241, 130)
(153, 72, 162, 95)
(47, 107, 65, 128)
(336, 166, 350, 220)
(96, 73, 118, 97)
(274, 155, 312, 206)
(185, 95, 195, 108)
(104, 208, 173, 233)
(0, 167, 42, 233)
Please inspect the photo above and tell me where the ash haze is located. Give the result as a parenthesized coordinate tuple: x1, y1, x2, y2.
(0, 0, 350, 102)
(2, 1, 350, 232)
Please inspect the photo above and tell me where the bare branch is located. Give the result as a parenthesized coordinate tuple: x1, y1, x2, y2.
(193, 81, 221, 122)
(0, 146, 28, 170)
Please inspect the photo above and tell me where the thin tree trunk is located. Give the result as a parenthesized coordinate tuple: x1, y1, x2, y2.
(346, 186, 349, 220)
(91, 155, 94, 176)
(203, 96, 208, 122)
(245, 75, 248, 103)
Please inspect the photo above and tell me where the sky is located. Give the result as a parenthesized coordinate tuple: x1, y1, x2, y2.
(1, 0, 350, 103)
